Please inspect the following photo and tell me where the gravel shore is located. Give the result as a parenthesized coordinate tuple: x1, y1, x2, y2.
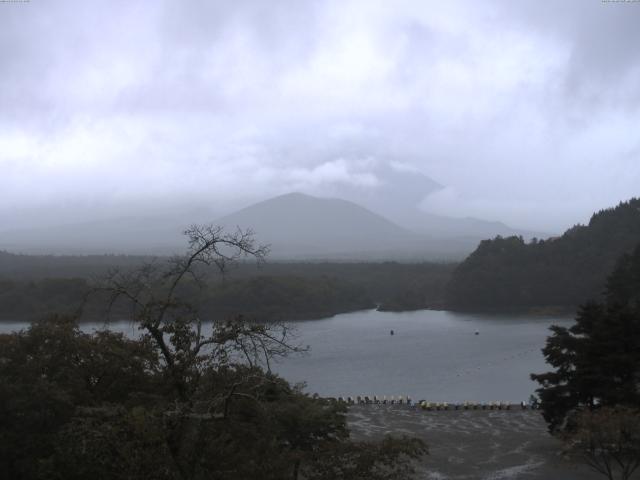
(347, 405, 603, 480)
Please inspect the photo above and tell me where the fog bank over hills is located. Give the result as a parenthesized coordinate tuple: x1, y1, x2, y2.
(0, 192, 548, 260)
(0, 159, 550, 259)
(304, 160, 545, 240)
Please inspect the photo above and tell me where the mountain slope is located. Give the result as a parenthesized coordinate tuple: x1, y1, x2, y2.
(309, 160, 544, 241)
(446, 198, 640, 310)
(0, 189, 527, 260)
(408, 212, 548, 241)
(216, 192, 430, 259)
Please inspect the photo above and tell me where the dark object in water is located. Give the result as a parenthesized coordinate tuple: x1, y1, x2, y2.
(475, 331, 479, 335)
(390, 329, 394, 336)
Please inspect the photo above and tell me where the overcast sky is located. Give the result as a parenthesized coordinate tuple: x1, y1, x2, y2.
(1, 0, 639, 232)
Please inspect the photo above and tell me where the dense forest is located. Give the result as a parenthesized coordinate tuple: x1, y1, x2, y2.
(446, 198, 640, 311)
(0, 253, 454, 322)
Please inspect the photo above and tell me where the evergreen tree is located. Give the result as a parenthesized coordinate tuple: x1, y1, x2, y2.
(531, 244, 640, 433)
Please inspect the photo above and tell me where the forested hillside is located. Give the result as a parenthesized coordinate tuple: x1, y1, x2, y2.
(446, 198, 640, 311)
(0, 255, 454, 321)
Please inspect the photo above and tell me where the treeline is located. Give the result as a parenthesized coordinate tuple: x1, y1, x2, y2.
(224, 262, 454, 312)
(0, 276, 371, 323)
(0, 261, 455, 322)
(196, 275, 374, 322)
(0, 251, 149, 279)
(0, 278, 88, 320)
(446, 198, 640, 311)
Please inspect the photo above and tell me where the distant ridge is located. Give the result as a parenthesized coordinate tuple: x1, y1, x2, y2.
(323, 163, 546, 241)
(446, 198, 640, 310)
(0, 189, 542, 260)
(216, 192, 430, 259)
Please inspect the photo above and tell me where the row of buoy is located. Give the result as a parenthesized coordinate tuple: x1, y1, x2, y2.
(337, 395, 411, 405)
(389, 330, 479, 336)
(418, 400, 517, 410)
(334, 397, 541, 410)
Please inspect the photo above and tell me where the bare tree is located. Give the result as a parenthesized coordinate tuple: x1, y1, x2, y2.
(564, 407, 640, 480)
(92, 224, 303, 400)
(86, 225, 315, 479)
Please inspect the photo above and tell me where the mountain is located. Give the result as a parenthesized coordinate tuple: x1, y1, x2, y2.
(216, 192, 429, 259)
(446, 198, 640, 311)
(217, 192, 490, 260)
(316, 161, 548, 241)
(0, 186, 540, 260)
(0, 192, 476, 259)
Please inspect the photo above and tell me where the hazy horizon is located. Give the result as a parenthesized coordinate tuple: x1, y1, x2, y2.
(2, 0, 639, 234)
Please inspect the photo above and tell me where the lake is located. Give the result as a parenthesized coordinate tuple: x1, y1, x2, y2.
(0, 309, 573, 403)
(273, 309, 572, 403)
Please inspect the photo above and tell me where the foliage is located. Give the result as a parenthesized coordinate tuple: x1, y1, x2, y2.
(0, 259, 454, 322)
(0, 225, 427, 480)
(447, 198, 640, 310)
(0, 278, 89, 319)
(563, 407, 640, 480)
(0, 275, 374, 323)
(531, 244, 640, 433)
(198, 274, 374, 322)
(0, 316, 160, 479)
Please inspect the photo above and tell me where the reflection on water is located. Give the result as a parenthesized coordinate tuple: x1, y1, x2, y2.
(0, 309, 573, 403)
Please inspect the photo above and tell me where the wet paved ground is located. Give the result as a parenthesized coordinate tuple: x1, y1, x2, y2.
(347, 405, 602, 480)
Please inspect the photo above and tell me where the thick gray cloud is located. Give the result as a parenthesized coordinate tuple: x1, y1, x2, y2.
(1, 0, 639, 232)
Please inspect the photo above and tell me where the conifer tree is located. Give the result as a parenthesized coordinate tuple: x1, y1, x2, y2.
(531, 244, 640, 433)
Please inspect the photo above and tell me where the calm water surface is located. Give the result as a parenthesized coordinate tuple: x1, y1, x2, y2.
(273, 309, 572, 403)
(1, 309, 573, 403)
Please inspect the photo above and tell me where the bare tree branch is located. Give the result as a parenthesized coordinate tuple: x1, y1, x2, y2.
(87, 224, 298, 404)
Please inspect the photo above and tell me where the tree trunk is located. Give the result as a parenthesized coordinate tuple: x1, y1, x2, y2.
(293, 459, 300, 480)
